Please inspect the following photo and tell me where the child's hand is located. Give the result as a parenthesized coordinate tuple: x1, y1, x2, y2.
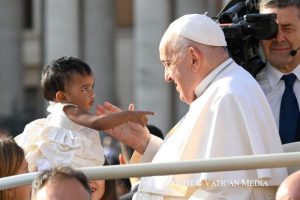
(128, 111, 155, 126)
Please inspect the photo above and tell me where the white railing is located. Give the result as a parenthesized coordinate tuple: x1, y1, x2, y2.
(1, 152, 300, 190)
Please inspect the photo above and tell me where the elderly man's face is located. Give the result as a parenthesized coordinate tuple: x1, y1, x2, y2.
(159, 41, 198, 104)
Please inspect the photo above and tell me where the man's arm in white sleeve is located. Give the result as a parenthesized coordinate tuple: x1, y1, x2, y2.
(130, 135, 163, 164)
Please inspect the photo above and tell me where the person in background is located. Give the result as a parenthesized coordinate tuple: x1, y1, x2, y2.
(276, 170, 300, 200)
(115, 178, 131, 198)
(31, 166, 91, 200)
(90, 160, 118, 200)
(31, 164, 118, 200)
(0, 134, 31, 200)
(15, 56, 154, 172)
(98, 178, 118, 200)
(99, 134, 129, 198)
(89, 180, 105, 200)
(118, 124, 164, 200)
(119, 124, 164, 188)
(98, 14, 287, 199)
(256, 0, 300, 144)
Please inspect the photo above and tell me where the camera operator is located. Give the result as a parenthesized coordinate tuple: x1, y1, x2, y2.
(256, 0, 300, 144)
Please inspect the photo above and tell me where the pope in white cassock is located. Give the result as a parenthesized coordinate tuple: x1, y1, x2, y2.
(98, 14, 288, 200)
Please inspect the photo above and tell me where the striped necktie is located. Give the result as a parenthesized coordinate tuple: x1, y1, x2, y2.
(279, 73, 299, 144)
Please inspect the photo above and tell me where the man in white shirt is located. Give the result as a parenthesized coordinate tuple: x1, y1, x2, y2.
(98, 14, 287, 199)
(256, 0, 300, 144)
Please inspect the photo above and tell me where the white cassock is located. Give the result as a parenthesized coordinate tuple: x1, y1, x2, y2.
(133, 58, 288, 200)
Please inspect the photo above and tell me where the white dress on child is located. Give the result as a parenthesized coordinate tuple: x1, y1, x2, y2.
(15, 102, 105, 172)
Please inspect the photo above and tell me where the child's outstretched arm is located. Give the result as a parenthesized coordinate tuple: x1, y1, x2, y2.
(64, 105, 154, 130)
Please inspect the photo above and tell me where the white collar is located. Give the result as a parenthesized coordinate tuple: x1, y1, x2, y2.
(194, 58, 233, 97)
(266, 62, 300, 89)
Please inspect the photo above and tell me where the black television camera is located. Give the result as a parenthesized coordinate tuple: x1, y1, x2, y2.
(214, 0, 278, 76)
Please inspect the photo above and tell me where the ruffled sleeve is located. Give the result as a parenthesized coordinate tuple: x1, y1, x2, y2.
(15, 102, 105, 172)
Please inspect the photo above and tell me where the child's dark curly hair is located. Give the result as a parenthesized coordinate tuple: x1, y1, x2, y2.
(41, 56, 92, 101)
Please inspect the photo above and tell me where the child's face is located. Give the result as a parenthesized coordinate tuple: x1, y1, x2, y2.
(63, 74, 95, 111)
